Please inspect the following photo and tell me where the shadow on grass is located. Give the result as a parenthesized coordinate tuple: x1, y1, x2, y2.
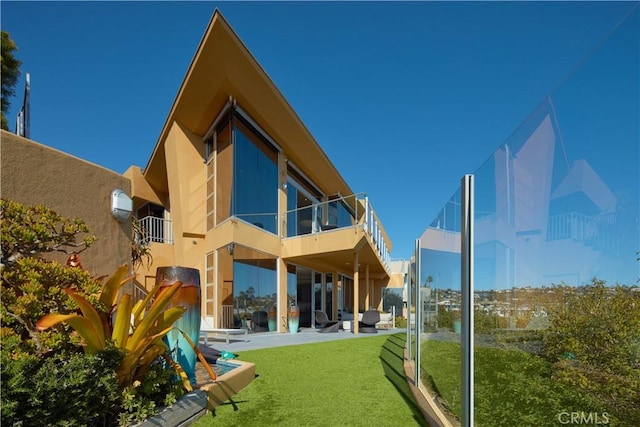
(379, 333, 428, 426)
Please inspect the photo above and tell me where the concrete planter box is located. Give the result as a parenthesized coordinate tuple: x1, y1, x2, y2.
(139, 359, 256, 426)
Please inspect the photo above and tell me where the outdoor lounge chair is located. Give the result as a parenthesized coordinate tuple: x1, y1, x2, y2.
(358, 310, 380, 333)
(314, 310, 340, 333)
(200, 316, 248, 344)
(251, 310, 269, 332)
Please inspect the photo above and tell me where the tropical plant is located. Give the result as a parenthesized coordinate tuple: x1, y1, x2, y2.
(0, 200, 211, 424)
(131, 216, 153, 270)
(36, 264, 217, 390)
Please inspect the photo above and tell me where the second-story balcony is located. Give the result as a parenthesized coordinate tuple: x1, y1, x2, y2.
(283, 193, 391, 272)
(137, 216, 174, 245)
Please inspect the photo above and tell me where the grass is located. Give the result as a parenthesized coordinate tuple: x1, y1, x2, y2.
(194, 333, 426, 426)
(421, 340, 617, 427)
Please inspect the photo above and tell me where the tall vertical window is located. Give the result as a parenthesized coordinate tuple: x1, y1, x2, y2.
(232, 117, 278, 233)
(209, 107, 279, 234)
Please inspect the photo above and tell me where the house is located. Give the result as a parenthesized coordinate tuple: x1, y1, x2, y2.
(125, 10, 394, 333)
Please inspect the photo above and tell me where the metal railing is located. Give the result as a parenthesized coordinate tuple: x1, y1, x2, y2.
(546, 212, 615, 245)
(282, 192, 391, 271)
(138, 216, 173, 245)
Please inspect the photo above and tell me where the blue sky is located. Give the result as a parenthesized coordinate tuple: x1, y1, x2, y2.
(2, 1, 638, 260)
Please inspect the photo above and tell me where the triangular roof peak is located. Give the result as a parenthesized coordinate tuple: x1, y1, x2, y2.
(142, 9, 353, 201)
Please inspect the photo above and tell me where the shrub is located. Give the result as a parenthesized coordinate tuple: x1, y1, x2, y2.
(542, 280, 640, 372)
(437, 308, 459, 331)
(474, 309, 501, 333)
(0, 198, 96, 266)
(1, 346, 122, 426)
(542, 279, 640, 425)
(1, 256, 103, 354)
(0, 200, 201, 425)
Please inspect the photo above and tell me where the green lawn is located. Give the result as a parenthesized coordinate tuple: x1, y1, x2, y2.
(421, 340, 617, 427)
(194, 333, 426, 426)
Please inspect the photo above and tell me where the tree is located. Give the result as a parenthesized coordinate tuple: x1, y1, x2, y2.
(0, 199, 99, 354)
(0, 199, 97, 267)
(1, 31, 21, 131)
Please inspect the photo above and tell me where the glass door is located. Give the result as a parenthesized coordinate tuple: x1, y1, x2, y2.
(296, 267, 313, 328)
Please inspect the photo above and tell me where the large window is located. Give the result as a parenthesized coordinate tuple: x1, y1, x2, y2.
(233, 117, 278, 233)
(210, 108, 279, 234)
(217, 244, 277, 328)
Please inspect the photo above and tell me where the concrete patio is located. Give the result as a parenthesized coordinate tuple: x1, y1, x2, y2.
(201, 326, 402, 353)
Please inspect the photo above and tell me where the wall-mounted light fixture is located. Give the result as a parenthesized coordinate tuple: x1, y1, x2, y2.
(227, 243, 234, 256)
(111, 189, 133, 222)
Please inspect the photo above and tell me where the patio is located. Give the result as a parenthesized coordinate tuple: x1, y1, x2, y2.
(201, 326, 401, 352)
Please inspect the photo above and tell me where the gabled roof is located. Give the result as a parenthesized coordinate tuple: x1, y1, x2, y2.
(551, 158, 616, 213)
(143, 9, 354, 200)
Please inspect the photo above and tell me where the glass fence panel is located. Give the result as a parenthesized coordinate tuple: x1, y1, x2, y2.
(415, 6, 638, 426)
(472, 7, 639, 427)
(418, 188, 463, 420)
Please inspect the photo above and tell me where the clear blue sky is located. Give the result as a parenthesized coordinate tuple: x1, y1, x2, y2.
(2, 1, 637, 260)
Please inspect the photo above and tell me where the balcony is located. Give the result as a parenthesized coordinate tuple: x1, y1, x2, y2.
(137, 216, 173, 245)
(283, 193, 391, 271)
(546, 212, 615, 250)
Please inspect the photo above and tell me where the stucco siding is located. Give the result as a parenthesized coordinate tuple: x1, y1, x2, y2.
(1, 130, 131, 277)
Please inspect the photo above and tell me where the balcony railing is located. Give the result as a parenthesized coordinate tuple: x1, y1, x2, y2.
(138, 216, 173, 245)
(546, 212, 615, 249)
(283, 193, 391, 271)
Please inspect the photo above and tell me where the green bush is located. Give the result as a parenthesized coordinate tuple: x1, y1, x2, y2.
(543, 280, 640, 372)
(1, 257, 103, 354)
(394, 316, 407, 328)
(437, 308, 459, 331)
(542, 279, 640, 425)
(1, 346, 122, 426)
(474, 309, 501, 333)
(0, 199, 186, 425)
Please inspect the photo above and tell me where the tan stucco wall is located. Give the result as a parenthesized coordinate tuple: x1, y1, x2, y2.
(162, 121, 208, 276)
(1, 131, 131, 277)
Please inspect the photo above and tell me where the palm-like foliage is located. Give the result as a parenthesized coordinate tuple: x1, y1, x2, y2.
(36, 265, 216, 390)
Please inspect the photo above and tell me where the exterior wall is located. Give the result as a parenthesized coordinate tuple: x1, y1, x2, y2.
(1, 130, 131, 276)
(164, 122, 207, 274)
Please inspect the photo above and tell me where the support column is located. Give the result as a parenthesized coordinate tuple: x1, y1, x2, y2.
(277, 258, 288, 333)
(364, 264, 370, 310)
(461, 174, 475, 427)
(333, 271, 339, 320)
(353, 251, 359, 334)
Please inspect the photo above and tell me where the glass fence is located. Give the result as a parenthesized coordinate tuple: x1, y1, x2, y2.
(413, 5, 639, 426)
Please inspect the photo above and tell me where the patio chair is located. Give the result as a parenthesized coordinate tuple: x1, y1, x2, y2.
(251, 310, 269, 332)
(358, 310, 380, 333)
(314, 310, 340, 333)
